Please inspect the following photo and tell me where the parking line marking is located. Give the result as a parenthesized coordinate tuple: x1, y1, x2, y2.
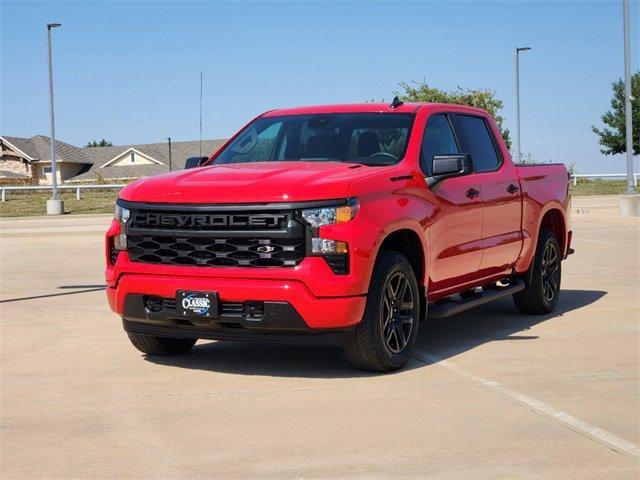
(412, 349, 640, 459)
(577, 238, 638, 248)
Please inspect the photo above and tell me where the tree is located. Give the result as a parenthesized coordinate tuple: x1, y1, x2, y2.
(85, 139, 113, 147)
(396, 79, 512, 149)
(592, 72, 639, 155)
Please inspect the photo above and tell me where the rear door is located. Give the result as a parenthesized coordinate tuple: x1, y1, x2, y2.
(421, 114, 484, 291)
(453, 114, 523, 276)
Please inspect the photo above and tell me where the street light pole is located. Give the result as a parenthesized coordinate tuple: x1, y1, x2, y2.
(515, 46, 531, 164)
(46, 22, 63, 215)
(166, 137, 172, 172)
(623, 0, 635, 195)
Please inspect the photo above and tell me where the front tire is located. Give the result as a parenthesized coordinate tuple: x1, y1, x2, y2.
(127, 332, 197, 356)
(513, 229, 562, 315)
(344, 251, 420, 372)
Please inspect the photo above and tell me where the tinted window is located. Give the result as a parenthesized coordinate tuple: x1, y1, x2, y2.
(456, 115, 500, 172)
(420, 114, 459, 176)
(214, 114, 414, 166)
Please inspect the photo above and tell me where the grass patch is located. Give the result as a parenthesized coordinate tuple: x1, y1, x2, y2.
(569, 179, 631, 196)
(0, 189, 118, 217)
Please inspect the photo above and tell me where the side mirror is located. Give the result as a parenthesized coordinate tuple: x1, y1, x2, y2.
(427, 154, 472, 187)
(184, 156, 209, 169)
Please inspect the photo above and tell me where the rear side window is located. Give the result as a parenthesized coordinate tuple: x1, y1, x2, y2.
(456, 115, 501, 172)
(420, 114, 459, 176)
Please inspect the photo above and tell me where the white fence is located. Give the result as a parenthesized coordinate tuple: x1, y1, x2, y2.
(572, 173, 638, 187)
(0, 184, 125, 202)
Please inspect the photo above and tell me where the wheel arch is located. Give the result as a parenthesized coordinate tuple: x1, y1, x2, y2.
(377, 229, 426, 285)
(374, 226, 428, 320)
(539, 207, 567, 254)
(516, 204, 568, 279)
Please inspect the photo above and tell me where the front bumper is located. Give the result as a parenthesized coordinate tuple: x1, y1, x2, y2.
(121, 294, 355, 346)
(108, 273, 366, 334)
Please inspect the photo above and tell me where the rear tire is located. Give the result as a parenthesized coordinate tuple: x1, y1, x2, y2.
(127, 332, 197, 356)
(513, 229, 561, 315)
(344, 251, 420, 372)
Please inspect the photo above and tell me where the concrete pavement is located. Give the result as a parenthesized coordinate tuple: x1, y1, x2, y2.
(1, 196, 638, 478)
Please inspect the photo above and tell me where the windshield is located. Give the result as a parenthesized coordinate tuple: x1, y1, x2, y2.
(213, 113, 414, 166)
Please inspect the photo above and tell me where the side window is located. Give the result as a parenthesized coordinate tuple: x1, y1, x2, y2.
(420, 114, 459, 176)
(456, 115, 500, 172)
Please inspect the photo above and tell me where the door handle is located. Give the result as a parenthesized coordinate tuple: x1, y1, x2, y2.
(507, 184, 520, 194)
(465, 188, 480, 199)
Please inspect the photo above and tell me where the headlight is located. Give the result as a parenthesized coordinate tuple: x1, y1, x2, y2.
(115, 204, 130, 223)
(301, 199, 358, 228)
(113, 203, 130, 251)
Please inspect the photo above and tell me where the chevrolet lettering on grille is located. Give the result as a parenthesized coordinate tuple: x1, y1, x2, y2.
(135, 213, 286, 229)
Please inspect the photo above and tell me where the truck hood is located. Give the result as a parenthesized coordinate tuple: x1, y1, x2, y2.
(119, 161, 384, 204)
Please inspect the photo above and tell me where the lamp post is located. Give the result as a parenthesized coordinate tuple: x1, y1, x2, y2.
(46, 22, 63, 215)
(515, 46, 531, 164)
(623, 0, 635, 196)
(166, 137, 172, 172)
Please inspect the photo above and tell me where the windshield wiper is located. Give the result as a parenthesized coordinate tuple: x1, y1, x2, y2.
(299, 157, 343, 162)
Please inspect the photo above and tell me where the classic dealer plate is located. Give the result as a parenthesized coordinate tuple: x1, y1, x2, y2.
(176, 290, 219, 318)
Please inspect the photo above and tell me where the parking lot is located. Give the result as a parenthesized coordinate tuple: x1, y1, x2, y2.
(1, 195, 638, 479)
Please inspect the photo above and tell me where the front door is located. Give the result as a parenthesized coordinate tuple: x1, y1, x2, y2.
(420, 114, 483, 293)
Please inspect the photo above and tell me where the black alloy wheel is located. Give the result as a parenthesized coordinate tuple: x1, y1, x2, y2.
(513, 229, 562, 315)
(381, 272, 415, 354)
(344, 251, 420, 372)
(541, 241, 560, 304)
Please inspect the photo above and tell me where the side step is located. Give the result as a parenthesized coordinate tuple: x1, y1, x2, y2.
(428, 280, 525, 319)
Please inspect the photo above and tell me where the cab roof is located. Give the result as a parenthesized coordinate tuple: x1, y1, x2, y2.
(262, 102, 488, 117)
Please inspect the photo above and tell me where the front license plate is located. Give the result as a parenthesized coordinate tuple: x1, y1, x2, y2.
(176, 290, 218, 318)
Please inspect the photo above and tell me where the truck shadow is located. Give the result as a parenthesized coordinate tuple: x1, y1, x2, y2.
(144, 289, 606, 378)
(416, 289, 607, 366)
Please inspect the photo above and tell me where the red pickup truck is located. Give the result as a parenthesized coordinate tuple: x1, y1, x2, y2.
(105, 101, 572, 371)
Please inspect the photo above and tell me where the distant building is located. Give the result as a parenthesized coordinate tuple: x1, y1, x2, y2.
(0, 135, 226, 185)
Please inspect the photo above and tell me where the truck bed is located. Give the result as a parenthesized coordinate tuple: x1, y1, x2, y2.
(515, 162, 571, 272)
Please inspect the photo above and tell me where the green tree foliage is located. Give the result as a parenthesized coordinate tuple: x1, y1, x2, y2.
(396, 80, 512, 149)
(592, 72, 639, 155)
(85, 139, 113, 147)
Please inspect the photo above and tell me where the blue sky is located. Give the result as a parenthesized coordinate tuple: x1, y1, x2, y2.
(1, 0, 638, 174)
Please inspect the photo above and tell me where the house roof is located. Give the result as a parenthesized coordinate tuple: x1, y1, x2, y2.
(0, 169, 30, 179)
(30, 135, 88, 163)
(1, 136, 40, 160)
(1, 135, 88, 164)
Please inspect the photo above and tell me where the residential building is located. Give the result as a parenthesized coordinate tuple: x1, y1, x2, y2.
(0, 135, 226, 184)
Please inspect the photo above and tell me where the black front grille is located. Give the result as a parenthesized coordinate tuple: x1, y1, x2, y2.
(127, 236, 305, 267)
(125, 204, 306, 268)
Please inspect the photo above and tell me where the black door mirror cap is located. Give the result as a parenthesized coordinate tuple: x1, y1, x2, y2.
(427, 154, 473, 187)
(184, 156, 209, 169)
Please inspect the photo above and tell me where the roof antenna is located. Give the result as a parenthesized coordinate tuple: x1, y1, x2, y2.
(199, 72, 203, 158)
(390, 96, 404, 109)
